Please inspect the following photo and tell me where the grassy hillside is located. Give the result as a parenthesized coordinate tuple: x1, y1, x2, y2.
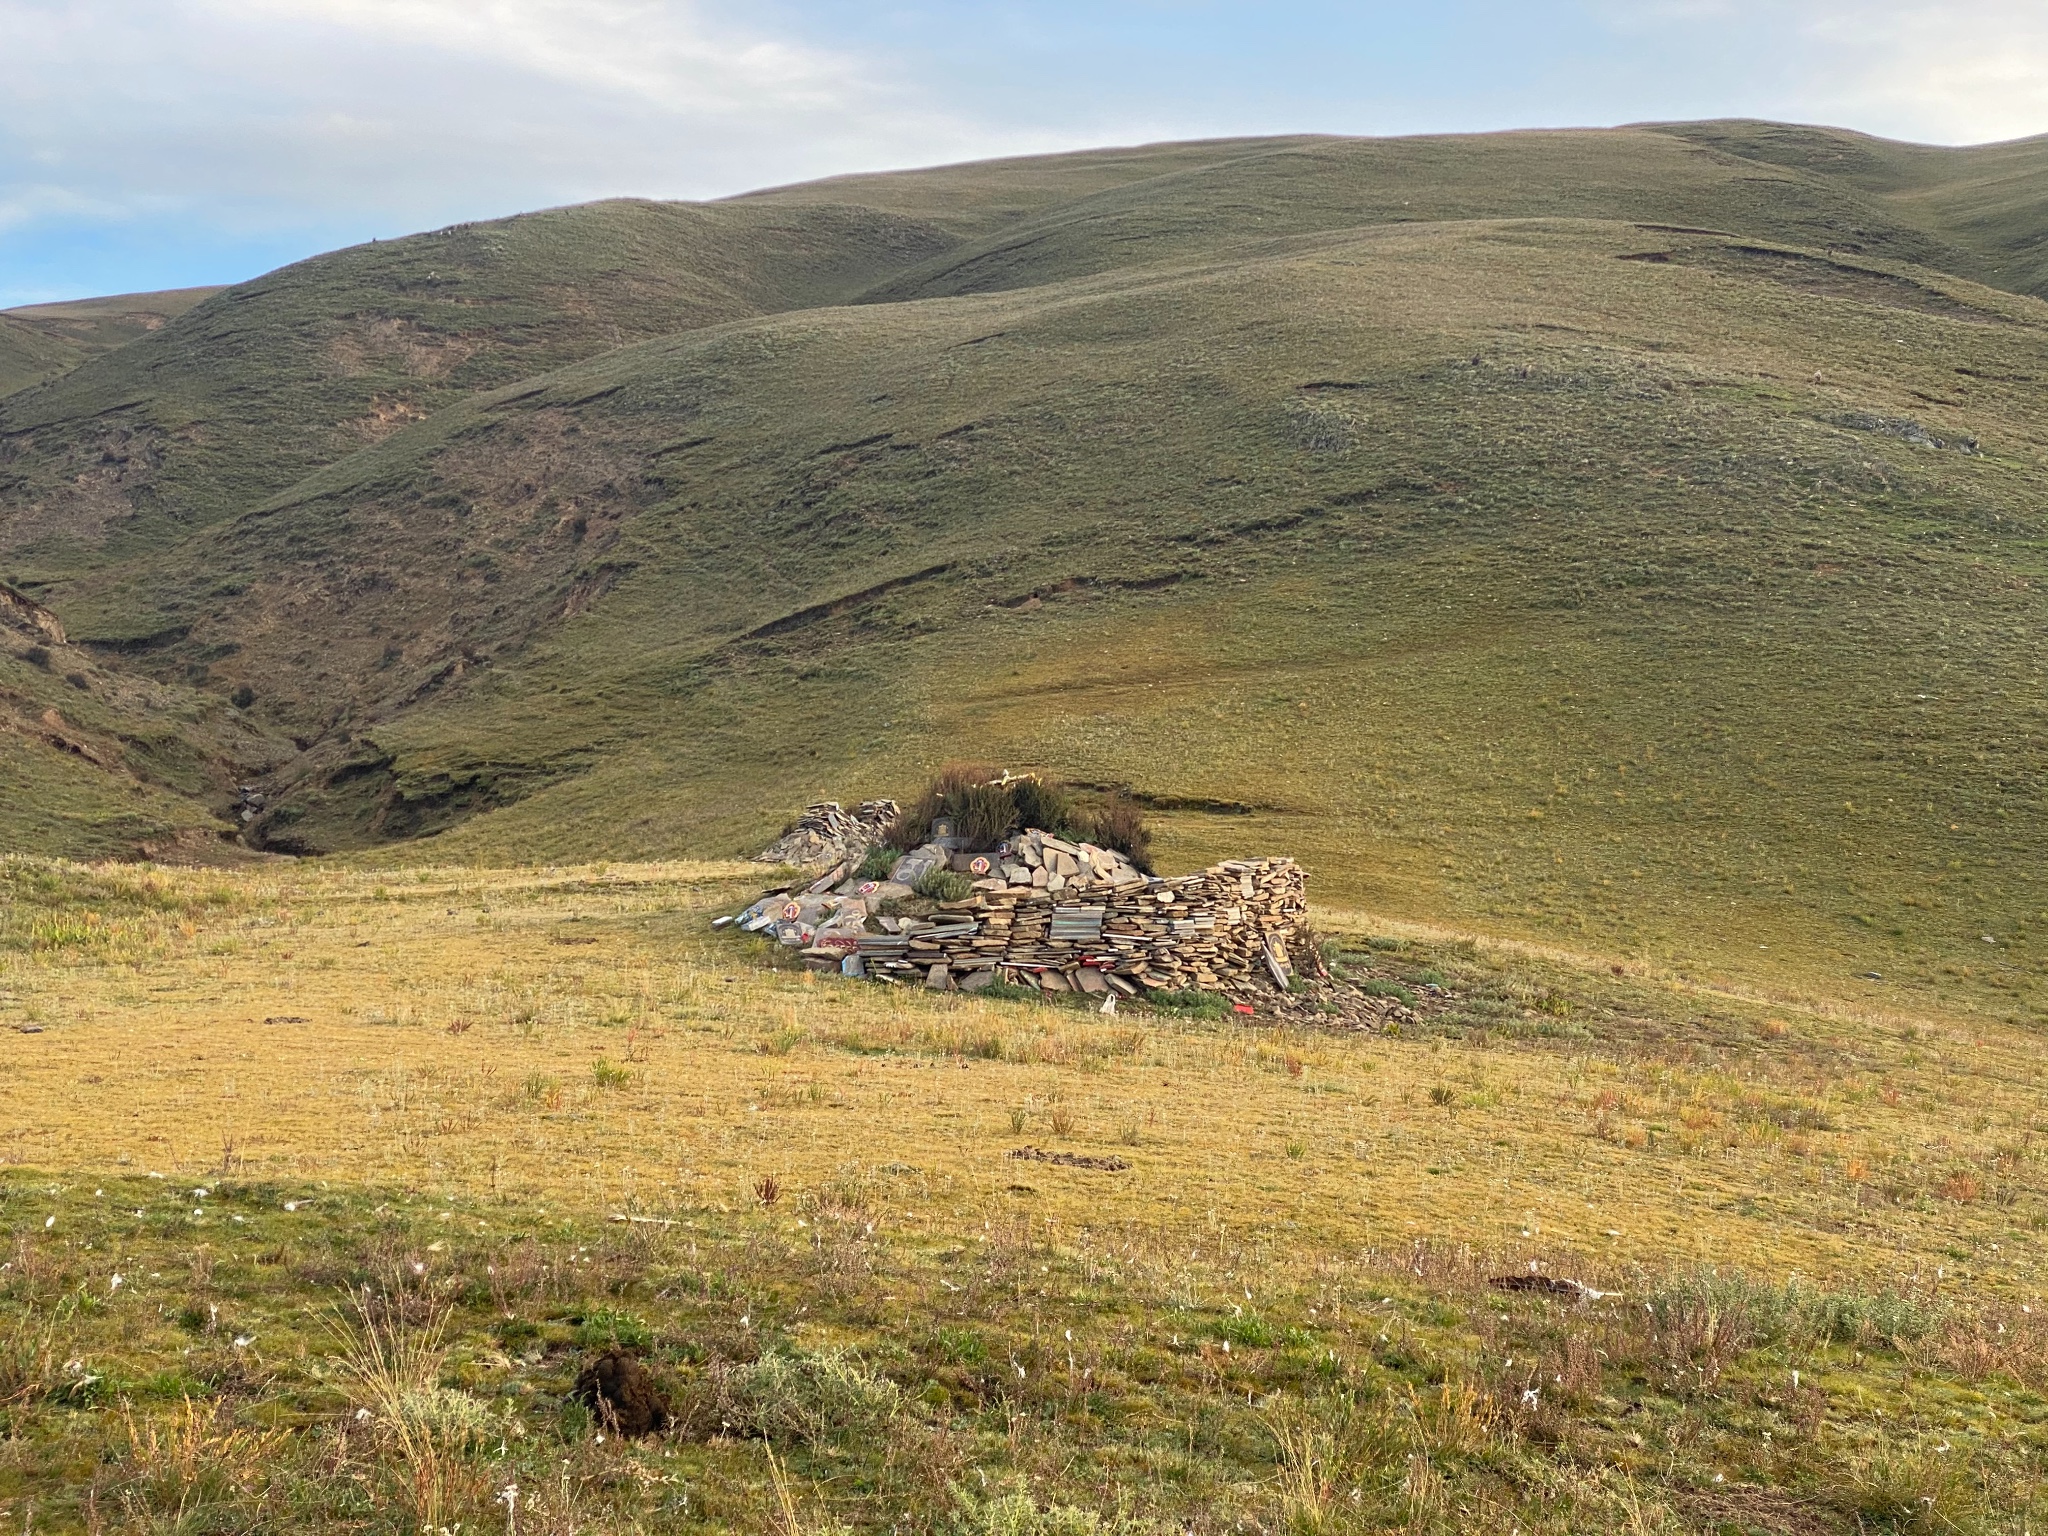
(7, 124, 2048, 1027)
(1652, 121, 2048, 297)
(56, 209, 2041, 1024)
(10, 125, 2039, 585)
(0, 286, 222, 398)
(847, 128, 1986, 303)
(0, 201, 962, 584)
(0, 592, 287, 859)
(0, 316, 82, 400)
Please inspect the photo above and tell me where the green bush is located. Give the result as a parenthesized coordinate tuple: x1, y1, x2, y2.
(709, 1347, 901, 1446)
(1145, 989, 1227, 1019)
(887, 768, 1150, 867)
(1073, 792, 1152, 872)
(1361, 980, 1417, 1007)
(1823, 1443, 1983, 1535)
(574, 1308, 653, 1350)
(1647, 1269, 1947, 1353)
(888, 763, 1004, 847)
(1009, 777, 1075, 840)
(914, 869, 975, 902)
(952, 780, 1024, 847)
(1213, 1312, 1279, 1347)
(856, 844, 899, 881)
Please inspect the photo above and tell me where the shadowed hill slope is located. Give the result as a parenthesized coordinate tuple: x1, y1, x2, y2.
(7, 124, 2048, 1030)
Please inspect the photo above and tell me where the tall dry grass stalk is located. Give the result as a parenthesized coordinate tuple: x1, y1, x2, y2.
(1259, 1404, 1335, 1535)
(0, 1295, 63, 1411)
(764, 1443, 852, 1536)
(116, 1396, 287, 1522)
(328, 1289, 484, 1529)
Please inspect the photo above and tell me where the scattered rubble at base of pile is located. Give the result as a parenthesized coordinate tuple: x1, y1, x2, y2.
(721, 803, 1426, 1029)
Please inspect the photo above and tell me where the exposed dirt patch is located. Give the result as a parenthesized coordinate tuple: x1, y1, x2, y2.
(1006, 1147, 1130, 1172)
(345, 395, 434, 444)
(0, 415, 171, 558)
(325, 317, 483, 382)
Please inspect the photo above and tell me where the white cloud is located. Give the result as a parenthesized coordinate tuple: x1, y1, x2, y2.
(1789, 1, 2048, 143)
(222, 0, 864, 113)
(0, 0, 1033, 238)
(1602, 0, 2048, 144)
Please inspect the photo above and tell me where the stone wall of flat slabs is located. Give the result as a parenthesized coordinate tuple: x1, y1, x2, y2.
(852, 830, 1308, 997)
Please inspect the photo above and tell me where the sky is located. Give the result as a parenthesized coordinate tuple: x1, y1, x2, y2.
(4, 0, 2048, 307)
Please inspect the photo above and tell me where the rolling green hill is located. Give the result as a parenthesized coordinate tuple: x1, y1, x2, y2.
(0, 200, 962, 583)
(0, 316, 84, 400)
(1653, 120, 2048, 296)
(6, 122, 2048, 1026)
(0, 286, 223, 397)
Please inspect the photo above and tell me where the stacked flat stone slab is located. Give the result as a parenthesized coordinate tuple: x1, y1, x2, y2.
(734, 823, 1308, 999)
(753, 800, 900, 869)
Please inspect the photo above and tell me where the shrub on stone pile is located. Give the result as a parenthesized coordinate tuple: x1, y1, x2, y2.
(885, 766, 1151, 870)
(886, 762, 1003, 847)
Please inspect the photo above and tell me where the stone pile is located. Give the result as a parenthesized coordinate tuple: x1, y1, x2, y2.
(723, 822, 1308, 1002)
(752, 800, 900, 869)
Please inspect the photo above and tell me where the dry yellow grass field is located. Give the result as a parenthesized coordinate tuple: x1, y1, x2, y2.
(7, 859, 2042, 1288)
